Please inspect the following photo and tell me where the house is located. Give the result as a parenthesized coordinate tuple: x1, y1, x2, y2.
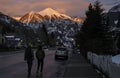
(108, 12, 119, 27)
(108, 4, 120, 27)
(4, 33, 22, 48)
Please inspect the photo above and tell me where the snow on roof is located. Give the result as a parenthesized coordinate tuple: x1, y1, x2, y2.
(15, 38, 20, 41)
(112, 54, 120, 65)
(110, 27, 120, 32)
(5, 36, 14, 38)
(114, 20, 118, 24)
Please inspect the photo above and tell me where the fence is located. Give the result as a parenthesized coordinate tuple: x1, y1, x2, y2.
(87, 52, 120, 78)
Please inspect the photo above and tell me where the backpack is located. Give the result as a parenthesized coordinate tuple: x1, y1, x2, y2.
(36, 50, 45, 60)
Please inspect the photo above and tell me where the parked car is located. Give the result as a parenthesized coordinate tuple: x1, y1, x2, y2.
(55, 47, 68, 60)
(73, 48, 80, 54)
(76, 49, 80, 54)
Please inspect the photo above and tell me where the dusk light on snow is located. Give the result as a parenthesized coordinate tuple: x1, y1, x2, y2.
(1, 0, 120, 78)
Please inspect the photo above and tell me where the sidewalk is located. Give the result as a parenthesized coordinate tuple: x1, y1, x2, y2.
(63, 54, 101, 78)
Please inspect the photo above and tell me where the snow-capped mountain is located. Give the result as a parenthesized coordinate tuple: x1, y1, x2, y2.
(0, 12, 34, 36)
(20, 11, 44, 23)
(12, 16, 21, 21)
(109, 4, 120, 12)
(18, 8, 82, 38)
(39, 8, 72, 20)
(73, 17, 85, 23)
(0, 12, 23, 27)
(20, 8, 72, 23)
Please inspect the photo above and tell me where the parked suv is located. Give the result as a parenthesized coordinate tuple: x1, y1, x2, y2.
(55, 47, 68, 60)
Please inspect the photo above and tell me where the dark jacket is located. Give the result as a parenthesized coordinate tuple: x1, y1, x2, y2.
(24, 46, 34, 61)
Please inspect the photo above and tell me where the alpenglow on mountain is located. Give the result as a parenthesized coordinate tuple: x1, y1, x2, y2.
(39, 8, 72, 19)
(20, 11, 44, 23)
(20, 8, 72, 23)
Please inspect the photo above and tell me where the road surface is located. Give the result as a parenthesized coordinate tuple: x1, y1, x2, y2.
(0, 49, 66, 78)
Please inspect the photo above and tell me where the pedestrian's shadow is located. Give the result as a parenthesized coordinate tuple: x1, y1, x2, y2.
(35, 73, 43, 78)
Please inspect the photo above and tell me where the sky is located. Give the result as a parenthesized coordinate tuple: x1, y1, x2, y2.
(0, 0, 119, 17)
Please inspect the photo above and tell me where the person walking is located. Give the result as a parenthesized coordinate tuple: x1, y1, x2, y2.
(36, 45, 45, 74)
(24, 44, 34, 78)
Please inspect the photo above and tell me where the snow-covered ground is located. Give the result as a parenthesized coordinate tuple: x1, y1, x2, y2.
(87, 52, 120, 78)
(112, 54, 120, 65)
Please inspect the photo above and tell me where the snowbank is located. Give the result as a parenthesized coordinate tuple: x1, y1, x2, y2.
(112, 54, 120, 65)
(87, 52, 120, 78)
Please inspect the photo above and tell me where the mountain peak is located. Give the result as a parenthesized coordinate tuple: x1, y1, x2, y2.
(39, 8, 72, 20)
(29, 11, 36, 15)
(20, 11, 44, 23)
(39, 8, 60, 17)
(20, 8, 72, 23)
(44, 8, 55, 11)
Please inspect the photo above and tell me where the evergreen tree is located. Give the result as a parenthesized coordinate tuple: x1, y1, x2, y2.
(0, 20, 15, 45)
(117, 12, 120, 28)
(116, 13, 120, 50)
(77, 3, 95, 57)
(38, 24, 49, 46)
(76, 0, 115, 55)
(49, 32, 56, 46)
(81, 3, 94, 38)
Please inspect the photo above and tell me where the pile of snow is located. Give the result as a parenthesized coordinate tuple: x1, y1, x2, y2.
(112, 54, 120, 65)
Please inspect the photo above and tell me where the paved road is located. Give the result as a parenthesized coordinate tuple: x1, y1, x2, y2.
(0, 49, 66, 78)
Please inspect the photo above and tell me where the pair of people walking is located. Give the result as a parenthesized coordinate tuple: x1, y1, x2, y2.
(24, 45, 45, 78)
